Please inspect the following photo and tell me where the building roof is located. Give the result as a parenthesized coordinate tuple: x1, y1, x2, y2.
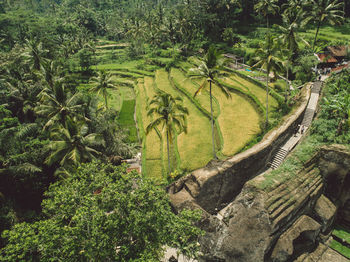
(327, 45, 349, 57)
(331, 63, 349, 73)
(316, 53, 338, 63)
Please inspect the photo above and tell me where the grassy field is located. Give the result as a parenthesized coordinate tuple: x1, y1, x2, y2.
(223, 73, 278, 110)
(330, 240, 350, 259)
(333, 226, 350, 244)
(212, 83, 261, 156)
(135, 78, 164, 179)
(300, 23, 350, 44)
(330, 225, 350, 259)
(118, 99, 138, 142)
(155, 69, 213, 172)
(170, 68, 220, 118)
(92, 40, 287, 180)
(93, 61, 141, 71)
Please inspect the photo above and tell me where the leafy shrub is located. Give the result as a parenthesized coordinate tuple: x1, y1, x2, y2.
(126, 40, 145, 59)
(247, 39, 261, 49)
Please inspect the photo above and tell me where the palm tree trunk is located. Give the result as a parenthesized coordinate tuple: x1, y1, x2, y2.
(266, 70, 269, 129)
(209, 80, 216, 159)
(104, 93, 108, 109)
(286, 60, 290, 101)
(166, 130, 171, 174)
(313, 20, 322, 51)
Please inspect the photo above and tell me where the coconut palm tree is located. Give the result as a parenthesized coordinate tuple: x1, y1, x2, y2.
(253, 35, 282, 128)
(309, 0, 344, 50)
(189, 45, 230, 159)
(254, 0, 280, 31)
(41, 60, 63, 89)
(146, 90, 188, 174)
(277, 11, 310, 99)
(45, 117, 104, 167)
(277, 10, 309, 56)
(90, 70, 117, 109)
(23, 39, 48, 71)
(36, 83, 84, 130)
(282, 0, 309, 15)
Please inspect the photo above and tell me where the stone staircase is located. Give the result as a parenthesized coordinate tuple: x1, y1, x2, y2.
(270, 148, 289, 169)
(311, 81, 322, 94)
(269, 81, 323, 170)
(301, 108, 315, 127)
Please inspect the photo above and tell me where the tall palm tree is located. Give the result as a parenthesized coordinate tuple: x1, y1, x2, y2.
(309, 0, 344, 50)
(282, 0, 309, 15)
(278, 46, 293, 101)
(277, 10, 309, 56)
(254, 0, 280, 31)
(253, 35, 282, 128)
(90, 70, 117, 109)
(189, 45, 231, 159)
(45, 117, 104, 167)
(36, 83, 84, 130)
(146, 90, 188, 174)
(41, 60, 63, 89)
(23, 39, 48, 71)
(277, 11, 310, 99)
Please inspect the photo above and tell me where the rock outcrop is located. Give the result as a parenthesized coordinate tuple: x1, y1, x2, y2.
(170, 145, 350, 262)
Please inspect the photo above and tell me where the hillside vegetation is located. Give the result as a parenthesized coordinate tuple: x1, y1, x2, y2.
(1, 0, 350, 260)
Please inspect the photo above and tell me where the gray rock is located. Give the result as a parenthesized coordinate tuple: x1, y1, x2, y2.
(271, 215, 321, 262)
(313, 194, 337, 233)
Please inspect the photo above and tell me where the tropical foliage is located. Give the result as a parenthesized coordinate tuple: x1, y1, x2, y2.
(312, 69, 350, 143)
(146, 90, 188, 174)
(309, 0, 344, 49)
(90, 70, 117, 108)
(0, 162, 203, 261)
(189, 46, 230, 158)
(0, 0, 349, 259)
(252, 34, 282, 127)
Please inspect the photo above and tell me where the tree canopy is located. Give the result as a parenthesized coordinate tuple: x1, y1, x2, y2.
(0, 162, 203, 261)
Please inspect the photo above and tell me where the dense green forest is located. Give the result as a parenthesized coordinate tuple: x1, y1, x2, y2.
(0, 0, 350, 260)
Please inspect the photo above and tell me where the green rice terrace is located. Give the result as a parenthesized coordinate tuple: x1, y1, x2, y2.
(82, 40, 286, 180)
(330, 225, 350, 259)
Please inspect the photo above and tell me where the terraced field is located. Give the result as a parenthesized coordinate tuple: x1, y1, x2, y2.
(330, 225, 350, 259)
(89, 41, 283, 180)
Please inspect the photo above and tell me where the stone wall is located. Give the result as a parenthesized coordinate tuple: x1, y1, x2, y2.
(168, 86, 312, 214)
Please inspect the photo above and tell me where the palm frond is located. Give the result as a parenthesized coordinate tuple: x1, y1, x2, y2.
(16, 123, 38, 139)
(10, 163, 42, 174)
(194, 80, 207, 97)
(215, 81, 231, 98)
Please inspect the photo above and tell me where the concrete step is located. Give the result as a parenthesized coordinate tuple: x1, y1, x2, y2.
(301, 108, 315, 127)
(311, 81, 322, 94)
(270, 148, 289, 169)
